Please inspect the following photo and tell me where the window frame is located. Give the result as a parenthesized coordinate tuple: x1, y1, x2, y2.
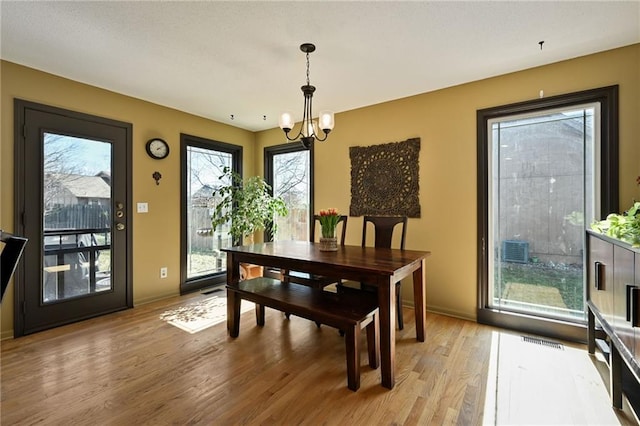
(264, 142, 315, 242)
(180, 133, 242, 294)
(476, 85, 618, 343)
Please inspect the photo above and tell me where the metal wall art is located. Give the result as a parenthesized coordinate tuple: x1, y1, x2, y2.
(349, 137, 421, 217)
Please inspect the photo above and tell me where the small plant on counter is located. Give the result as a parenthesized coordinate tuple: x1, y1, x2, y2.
(591, 201, 640, 248)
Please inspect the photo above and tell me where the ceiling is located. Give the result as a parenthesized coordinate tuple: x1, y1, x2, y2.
(1, 1, 639, 132)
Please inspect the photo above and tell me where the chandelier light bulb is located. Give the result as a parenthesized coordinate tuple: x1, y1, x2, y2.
(318, 111, 334, 132)
(279, 112, 295, 133)
(305, 120, 316, 138)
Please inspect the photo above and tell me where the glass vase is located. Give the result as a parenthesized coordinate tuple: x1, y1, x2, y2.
(318, 236, 338, 251)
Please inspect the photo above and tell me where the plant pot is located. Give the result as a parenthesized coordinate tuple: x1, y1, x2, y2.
(318, 237, 338, 252)
(240, 263, 263, 280)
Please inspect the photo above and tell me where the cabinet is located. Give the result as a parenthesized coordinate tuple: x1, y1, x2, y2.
(588, 235, 614, 324)
(636, 254, 640, 362)
(613, 245, 636, 355)
(587, 231, 640, 411)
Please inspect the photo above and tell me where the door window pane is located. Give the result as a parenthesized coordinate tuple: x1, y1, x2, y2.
(42, 133, 112, 303)
(269, 149, 311, 241)
(186, 146, 233, 279)
(488, 106, 596, 321)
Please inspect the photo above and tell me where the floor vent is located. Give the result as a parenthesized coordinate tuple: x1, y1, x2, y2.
(201, 287, 223, 295)
(521, 336, 564, 350)
(502, 240, 529, 263)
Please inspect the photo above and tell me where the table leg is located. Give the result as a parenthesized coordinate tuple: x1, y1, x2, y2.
(226, 253, 241, 337)
(587, 306, 596, 354)
(227, 288, 241, 337)
(610, 342, 623, 409)
(378, 277, 396, 389)
(413, 259, 426, 342)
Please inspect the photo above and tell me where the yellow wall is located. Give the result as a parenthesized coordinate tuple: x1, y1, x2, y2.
(1, 61, 256, 338)
(2, 44, 639, 338)
(257, 43, 640, 320)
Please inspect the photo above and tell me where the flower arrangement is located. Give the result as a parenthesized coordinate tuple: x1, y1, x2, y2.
(318, 208, 340, 238)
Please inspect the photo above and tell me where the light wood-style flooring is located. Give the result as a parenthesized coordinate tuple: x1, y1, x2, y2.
(1, 290, 637, 425)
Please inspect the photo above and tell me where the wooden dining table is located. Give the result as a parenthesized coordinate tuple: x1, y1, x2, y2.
(223, 240, 431, 389)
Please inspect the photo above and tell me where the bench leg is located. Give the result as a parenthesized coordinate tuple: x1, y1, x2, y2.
(227, 290, 241, 338)
(345, 325, 361, 391)
(255, 304, 265, 326)
(366, 312, 380, 369)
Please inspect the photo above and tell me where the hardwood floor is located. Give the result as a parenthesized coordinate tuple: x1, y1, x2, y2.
(1, 291, 637, 425)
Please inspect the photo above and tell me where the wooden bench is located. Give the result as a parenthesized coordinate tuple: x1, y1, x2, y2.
(226, 277, 380, 391)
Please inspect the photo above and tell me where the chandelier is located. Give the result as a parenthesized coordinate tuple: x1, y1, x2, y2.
(279, 43, 334, 149)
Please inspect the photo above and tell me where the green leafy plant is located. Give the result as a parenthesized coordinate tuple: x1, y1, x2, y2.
(211, 167, 288, 244)
(591, 201, 640, 248)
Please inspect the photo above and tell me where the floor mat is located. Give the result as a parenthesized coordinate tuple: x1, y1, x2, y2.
(502, 282, 567, 308)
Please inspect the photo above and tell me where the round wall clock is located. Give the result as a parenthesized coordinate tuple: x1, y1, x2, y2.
(145, 138, 170, 159)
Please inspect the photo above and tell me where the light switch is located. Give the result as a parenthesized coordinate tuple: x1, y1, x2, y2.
(137, 202, 149, 213)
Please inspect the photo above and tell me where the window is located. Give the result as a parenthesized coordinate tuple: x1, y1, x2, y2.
(181, 134, 241, 294)
(477, 86, 618, 342)
(265, 143, 313, 242)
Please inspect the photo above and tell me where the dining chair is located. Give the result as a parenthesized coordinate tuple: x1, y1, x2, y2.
(283, 215, 348, 289)
(282, 215, 348, 325)
(342, 215, 407, 330)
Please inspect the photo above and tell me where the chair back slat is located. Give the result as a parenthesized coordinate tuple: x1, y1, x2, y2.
(361, 216, 407, 249)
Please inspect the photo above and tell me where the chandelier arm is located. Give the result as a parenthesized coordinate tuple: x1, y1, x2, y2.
(314, 129, 330, 142)
(306, 52, 310, 86)
(283, 91, 312, 142)
(306, 93, 314, 138)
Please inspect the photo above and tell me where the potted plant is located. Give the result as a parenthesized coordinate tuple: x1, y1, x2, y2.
(317, 208, 340, 251)
(590, 201, 640, 248)
(210, 167, 288, 279)
(590, 177, 640, 248)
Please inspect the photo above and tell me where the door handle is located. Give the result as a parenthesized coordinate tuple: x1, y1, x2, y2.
(626, 285, 634, 322)
(594, 261, 605, 290)
(115, 223, 125, 231)
(631, 287, 640, 328)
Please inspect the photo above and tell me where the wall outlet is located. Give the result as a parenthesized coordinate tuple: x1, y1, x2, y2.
(160, 267, 168, 279)
(137, 202, 149, 213)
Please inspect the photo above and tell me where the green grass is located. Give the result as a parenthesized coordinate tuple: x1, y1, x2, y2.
(187, 251, 225, 277)
(497, 262, 584, 311)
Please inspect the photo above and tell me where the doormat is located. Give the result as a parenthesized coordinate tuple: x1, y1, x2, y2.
(503, 282, 566, 308)
(160, 296, 254, 334)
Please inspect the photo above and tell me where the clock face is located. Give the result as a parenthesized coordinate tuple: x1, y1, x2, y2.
(146, 138, 169, 159)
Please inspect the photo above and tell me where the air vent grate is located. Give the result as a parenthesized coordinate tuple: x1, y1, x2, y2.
(502, 240, 529, 263)
(522, 336, 564, 350)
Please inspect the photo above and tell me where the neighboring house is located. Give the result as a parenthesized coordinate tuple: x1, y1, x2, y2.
(44, 173, 112, 230)
(45, 173, 111, 209)
(191, 184, 215, 208)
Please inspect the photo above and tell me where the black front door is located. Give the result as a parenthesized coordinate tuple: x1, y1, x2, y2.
(14, 100, 132, 336)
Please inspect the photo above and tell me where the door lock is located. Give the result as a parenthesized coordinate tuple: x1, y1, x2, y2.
(115, 223, 125, 231)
